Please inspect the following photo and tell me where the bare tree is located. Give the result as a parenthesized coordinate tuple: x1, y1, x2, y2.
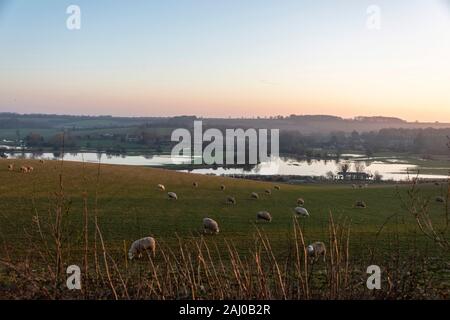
(339, 162, 350, 173)
(354, 161, 365, 173)
(326, 171, 335, 180)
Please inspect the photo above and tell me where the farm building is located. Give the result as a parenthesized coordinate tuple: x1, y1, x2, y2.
(337, 171, 372, 181)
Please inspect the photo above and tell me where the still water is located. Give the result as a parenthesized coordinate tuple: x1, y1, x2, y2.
(4, 151, 448, 181)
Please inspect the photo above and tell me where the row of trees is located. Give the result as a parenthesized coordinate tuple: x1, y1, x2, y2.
(279, 128, 450, 156)
(18, 127, 450, 156)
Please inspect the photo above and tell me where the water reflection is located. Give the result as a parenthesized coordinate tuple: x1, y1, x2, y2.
(4, 151, 448, 181)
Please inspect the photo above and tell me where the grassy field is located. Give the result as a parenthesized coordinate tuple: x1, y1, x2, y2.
(0, 159, 449, 298)
(0, 159, 448, 254)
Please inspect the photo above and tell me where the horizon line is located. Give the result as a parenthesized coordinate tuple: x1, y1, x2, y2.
(1, 111, 449, 124)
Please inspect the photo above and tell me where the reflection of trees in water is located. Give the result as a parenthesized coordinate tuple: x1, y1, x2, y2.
(11, 151, 26, 159)
(53, 152, 61, 159)
(144, 155, 155, 160)
(96, 152, 103, 161)
(69, 152, 78, 157)
(364, 160, 373, 167)
(243, 163, 259, 173)
(31, 151, 43, 159)
(354, 161, 366, 173)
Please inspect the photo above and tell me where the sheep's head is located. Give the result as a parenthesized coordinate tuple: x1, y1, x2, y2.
(128, 251, 134, 260)
(306, 245, 314, 255)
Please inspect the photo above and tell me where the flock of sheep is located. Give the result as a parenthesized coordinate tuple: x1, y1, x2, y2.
(128, 181, 326, 262)
(5, 160, 445, 263)
(128, 180, 447, 262)
(7, 160, 44, 174)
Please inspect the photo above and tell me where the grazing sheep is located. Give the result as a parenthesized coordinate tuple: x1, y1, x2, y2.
(274, 185, 281, 190)
(297, 198, 305, 206)
(220, 184, 226, 191)
(39, 160, 45, 164)
(168, 192, 178, 200)
(192, 182, 198, 188)
(8, 164, 14, 171)
(352, 184, 357, 189)
(358, 184, 363, 189)
(203, 218, 219, 234)
(355, 201, 367, 208)
(265, 189, 272, 195)
(226, 196, 236, 205)
(157, 184, 165, 191)
(294, 207, 309, 217)
(250, 192, 259, 200)
(307, 242, 326, 262)
(436, 196, 445, 203)
(128, 237, 156, 260)
(256, 211, 272, 222)
(20, 166, 28, 173)
(27, 166, 34, 173)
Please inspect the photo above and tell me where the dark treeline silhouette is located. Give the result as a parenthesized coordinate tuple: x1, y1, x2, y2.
(280, 128, 450, 156)
(2, 113, 450, 156)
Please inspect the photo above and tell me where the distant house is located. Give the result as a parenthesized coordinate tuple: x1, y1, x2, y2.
(337, 171, 372, 181)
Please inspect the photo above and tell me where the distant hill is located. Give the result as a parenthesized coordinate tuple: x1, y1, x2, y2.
(1, 112, 449, 133)
(203, 115, 450, 134)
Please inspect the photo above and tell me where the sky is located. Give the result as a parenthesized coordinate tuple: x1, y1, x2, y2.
(0, 0, 449, 121)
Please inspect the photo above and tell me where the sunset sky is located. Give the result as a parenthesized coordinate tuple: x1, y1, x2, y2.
(0, 0, 449, 121)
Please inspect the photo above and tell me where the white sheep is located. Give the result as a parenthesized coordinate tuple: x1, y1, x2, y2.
(193, 182, 199, 188)
(297, 198, 305, 206)
(294, 207, 309, 217)
(128, 237, 156, 260)
(226, 196, 236, 205)
(355, 201, 367, 208)
(27, 166, 34, 173)
(20, 166, 28, 173)
(352, 184, 357, 189)
(265, 189, 272, 195)
(307, 241, 326, 262)
(157, 184, 165, 191)
(203, 218, 219, 234)
(168, 192, 178, 200)
(39, 159, 45, 164)
(256, 211, 272, 222)
(220, 184, 226, 191)
(251, 192, 259, 200)
(8, 164, 14, 171)
(274, 185, 281, 190)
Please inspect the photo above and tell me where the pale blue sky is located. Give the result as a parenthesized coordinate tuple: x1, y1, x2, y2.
(0, 0, 449, 121)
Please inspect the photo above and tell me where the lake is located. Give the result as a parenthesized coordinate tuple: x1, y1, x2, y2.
(3, 151, 448, 181)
